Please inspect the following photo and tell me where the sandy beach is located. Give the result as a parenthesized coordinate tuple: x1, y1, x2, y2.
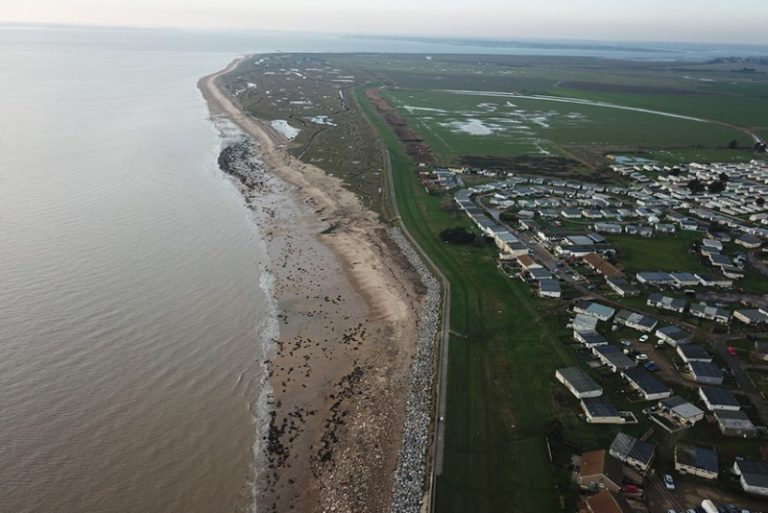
(199, 59, 428, 513)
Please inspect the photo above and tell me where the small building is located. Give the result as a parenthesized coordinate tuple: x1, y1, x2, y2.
(573, 313, 599, 332)
(659, 395, 705, 426)
(638, 226, 653, 238)
(689, 302, 731, 324)
(584, 489, 634, 513)
(605, 277, 639, 297)
(734, 309, 768, 325)
(709, 254, 742, 278)
(677, 344, 712, 363)
(680, 220, 701, 231)
(609, 432, 656, 473)
(594, 222, 623, 234)
(688, 361, 724, 385)
(670, 272, 700, 287)
(567, 235, 596, 246)
(636, 272, 674, 286)
(701, 238, 724, 253)
(594, 345, 637, 373)
(583, 209, 604, 219)
(583, 253, 622, 278)
(698, 386, 740, 411)
(504, 241, 529, 257)
(736, 233, 763, 249)
(560, 244, 599, 258)
(675, 444, 719, 480)
(656, 325, 690, 347)
(539, 279, 562, 298)
(528, 267, 554, 281)
(556, 367, 603, 399)
(575, 329, 610, 348)
(615, 309, 658, 333)
(694, 272, 733, 288)
(574, 300, 616, 322)
(587, 232, 607, 244)
(622, 367, 671, 400)
(647, 293, 687, 313)
(714, 410, 757, 437)
(733, 458, 768, 497)
(561, 208, 582, 219)
(517, 254, 541, 270)
(578, 450, 624, 492)
(581, 397, 625, 424)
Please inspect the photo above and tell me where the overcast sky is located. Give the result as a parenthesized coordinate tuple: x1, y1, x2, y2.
(2, 0, 767, 44)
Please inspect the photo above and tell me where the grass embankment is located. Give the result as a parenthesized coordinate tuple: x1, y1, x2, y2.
(357, 86, 623, 513)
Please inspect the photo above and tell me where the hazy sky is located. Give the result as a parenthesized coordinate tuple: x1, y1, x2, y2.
(2, 0, 767, 44)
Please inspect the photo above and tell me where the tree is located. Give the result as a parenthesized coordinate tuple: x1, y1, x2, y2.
(439, 227, 476, 244)
(709, 180, 726, 194)
(441, 199, 459, 216)
(687, 179, 705, 194)
(718, 172, 729, 182)
(708, 221, 725, 234)
(728, 139, 740, 149)
(757, 197, 765, 206)
(499, 210, 519, 223)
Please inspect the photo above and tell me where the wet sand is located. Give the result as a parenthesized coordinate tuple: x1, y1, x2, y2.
(199, 59, 424, 513)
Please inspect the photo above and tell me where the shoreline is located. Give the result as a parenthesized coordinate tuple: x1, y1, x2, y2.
(199, 58, 427, 513)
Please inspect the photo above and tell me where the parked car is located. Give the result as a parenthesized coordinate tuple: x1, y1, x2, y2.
(639, 334, 649, 342)
(644, 361, 660, 372)
(621, 340, 632, 347)
(727, 346, 738, 356)
(621, 483, 639, 494)
(635, 353, 648, 361)
(663, 473, 675, 491)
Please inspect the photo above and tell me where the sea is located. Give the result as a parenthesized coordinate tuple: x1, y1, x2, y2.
(0, 25, 766, 513)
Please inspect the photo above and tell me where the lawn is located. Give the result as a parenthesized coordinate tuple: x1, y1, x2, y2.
(605, 232, 706, 274)
(738, 266, 768, 295)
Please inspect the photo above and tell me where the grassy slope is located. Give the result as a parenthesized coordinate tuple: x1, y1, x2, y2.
(357, 85, 610, 512)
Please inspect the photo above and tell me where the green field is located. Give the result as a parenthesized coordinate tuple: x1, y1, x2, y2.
(606, 232, 707, 273)
(384, 89, 751, 165)
(357, 85, 633, 513)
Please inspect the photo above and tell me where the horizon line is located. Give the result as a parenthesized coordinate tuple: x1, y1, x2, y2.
(2, 20, 768, 48)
